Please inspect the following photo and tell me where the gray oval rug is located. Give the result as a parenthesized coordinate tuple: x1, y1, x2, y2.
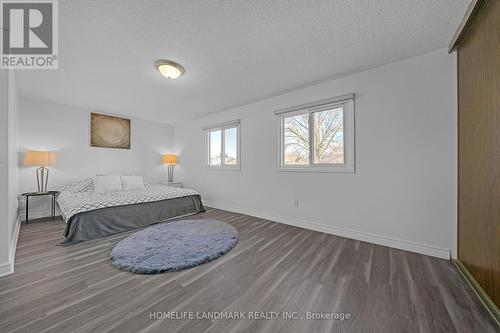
(110, 219, 239, 274)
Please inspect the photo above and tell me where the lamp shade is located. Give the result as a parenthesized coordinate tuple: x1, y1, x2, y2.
(24, 150, 56, 166)
(162, 154, 177, 165)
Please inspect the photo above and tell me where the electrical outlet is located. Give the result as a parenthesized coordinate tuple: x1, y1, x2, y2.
(293, 200, 299, 208)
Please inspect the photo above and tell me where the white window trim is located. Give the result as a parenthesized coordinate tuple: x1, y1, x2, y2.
(275, 94, 355, 173)
(203, 119, 241, 170)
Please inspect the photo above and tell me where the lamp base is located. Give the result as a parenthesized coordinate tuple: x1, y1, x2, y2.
(167, 164, 175, 183)
(36, 166, 49, 193)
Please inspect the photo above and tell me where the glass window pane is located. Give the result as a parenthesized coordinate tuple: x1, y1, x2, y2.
(313, 107, 344, 164)
(209, 130, 221, 165)
(284, 113, 309, 165)
(224, 127, 238, 165)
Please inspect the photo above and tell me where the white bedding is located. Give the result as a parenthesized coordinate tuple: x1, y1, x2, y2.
(57, 178, 200, 222)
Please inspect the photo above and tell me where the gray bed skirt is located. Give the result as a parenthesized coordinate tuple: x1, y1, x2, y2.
(62, 195, 205, 244)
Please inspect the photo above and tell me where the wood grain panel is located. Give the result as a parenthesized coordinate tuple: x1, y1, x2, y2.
(0, 209, 498, 332)
(457, 0, 500, 308)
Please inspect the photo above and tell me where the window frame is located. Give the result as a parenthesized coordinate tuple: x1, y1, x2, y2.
(204, 120, 241, 170)
(276, 95, 355, 173)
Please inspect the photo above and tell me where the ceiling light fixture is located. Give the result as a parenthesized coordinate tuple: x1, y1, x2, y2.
(155, 60, 185, 79)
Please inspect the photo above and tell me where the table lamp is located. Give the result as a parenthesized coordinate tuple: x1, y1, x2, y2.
(24, 150, 56, 193)
(162, 154, 177, 183)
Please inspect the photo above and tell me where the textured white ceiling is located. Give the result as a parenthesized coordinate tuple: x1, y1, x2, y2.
(16, 0, 470, 124)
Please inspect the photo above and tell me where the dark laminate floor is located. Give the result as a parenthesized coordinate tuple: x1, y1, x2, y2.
(0, 208, 497, 333)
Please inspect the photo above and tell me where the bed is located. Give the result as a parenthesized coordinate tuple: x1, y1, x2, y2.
(56, 178, 205, 244)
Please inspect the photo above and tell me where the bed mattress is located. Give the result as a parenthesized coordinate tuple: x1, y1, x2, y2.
(56, 179, 205, 243)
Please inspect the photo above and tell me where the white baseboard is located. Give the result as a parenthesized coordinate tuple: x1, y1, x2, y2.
(17, 195, 61, 222)
(25, 210, 50, 221)
(0, 215, 21, 277)
(204, 201, 451, 260)
(22, 210, 60, 221)
(0, 262, 13, 277)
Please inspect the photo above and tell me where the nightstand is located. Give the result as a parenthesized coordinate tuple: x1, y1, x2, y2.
(22, 191, 59, 223)
(160, 181, 183, 188)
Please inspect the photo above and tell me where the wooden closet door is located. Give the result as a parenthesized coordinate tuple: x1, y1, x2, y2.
(458, 0, 500, 307)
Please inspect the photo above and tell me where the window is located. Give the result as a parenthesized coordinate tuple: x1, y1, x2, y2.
(276, 94, 354, 172)
(204, 120, 240, 170)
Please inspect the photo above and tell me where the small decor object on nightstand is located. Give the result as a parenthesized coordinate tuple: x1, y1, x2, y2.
(23, 150, 56, 193)
(162, 154, 177, 183)
(22, 191, 59, 223)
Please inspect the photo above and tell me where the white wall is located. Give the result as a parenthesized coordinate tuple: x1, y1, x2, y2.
(0, 70, 10, 269)
(0, 69, 20, 277)
(8, 72, 20, 251)
(19, 98, 176, 218)
(176, 49, 457, 259)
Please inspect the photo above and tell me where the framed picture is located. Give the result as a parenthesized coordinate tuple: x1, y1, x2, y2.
(90, 113, 131, 149)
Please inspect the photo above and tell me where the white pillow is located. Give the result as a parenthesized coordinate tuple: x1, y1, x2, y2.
(121, 176, 145, 191)
(94, 175, 123, 193)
